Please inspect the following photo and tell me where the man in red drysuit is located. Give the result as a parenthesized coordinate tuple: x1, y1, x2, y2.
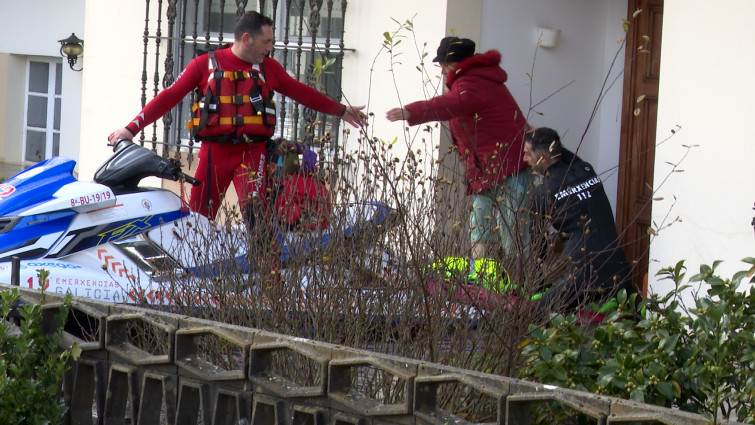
(109, 11, 366, 223)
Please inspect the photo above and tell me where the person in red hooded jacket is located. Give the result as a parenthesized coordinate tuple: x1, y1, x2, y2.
(387, 37, 531, 263)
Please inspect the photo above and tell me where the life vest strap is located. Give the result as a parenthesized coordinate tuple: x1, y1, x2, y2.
(225, 115, 263, 126)
(190, 94, 250, 113)
(186, 51, 274, 133)
(212, 70, 256, 81)
(185, 115, 265, 129)
(226, 94, 248, 105)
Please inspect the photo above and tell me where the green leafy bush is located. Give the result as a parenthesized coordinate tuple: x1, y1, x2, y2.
(0, 273, 81, 425)
(519, 258, 755, 424)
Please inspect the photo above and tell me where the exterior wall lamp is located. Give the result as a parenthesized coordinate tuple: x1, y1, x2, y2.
(535, 27, 561, 49)
(58, 33, 84, 71)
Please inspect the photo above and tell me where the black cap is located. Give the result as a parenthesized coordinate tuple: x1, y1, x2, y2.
(432, 37, 476, 62)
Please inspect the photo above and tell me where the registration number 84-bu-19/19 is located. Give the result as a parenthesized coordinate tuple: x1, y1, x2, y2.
(70, 190, 112, 207)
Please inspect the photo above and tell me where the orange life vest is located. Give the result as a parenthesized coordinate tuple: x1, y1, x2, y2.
(185, 51, 277, 142)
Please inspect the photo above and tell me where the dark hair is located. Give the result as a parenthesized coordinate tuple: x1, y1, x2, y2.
(234, 11, 274, 41)
(525, 127, 563, 158)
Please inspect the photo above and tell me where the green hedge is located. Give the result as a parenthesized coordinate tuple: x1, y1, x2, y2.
(519, 258, 755, 424)
(0, 270, 81, 425)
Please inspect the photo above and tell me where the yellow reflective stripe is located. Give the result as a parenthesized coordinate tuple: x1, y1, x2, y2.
(186, 114, 265, 130)
(191, 95, 256, 109)
(217, 95, 251, 104)
(218, 116, 264, 126)
(221, 70, 255, 81)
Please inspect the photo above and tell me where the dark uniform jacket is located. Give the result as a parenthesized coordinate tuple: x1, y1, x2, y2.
(530, 148, 633, 311)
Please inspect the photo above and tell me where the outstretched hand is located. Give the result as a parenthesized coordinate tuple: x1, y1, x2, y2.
(108, 128, 134, 146)
(386, 107, 411, 122)
(341, 105, 368, 127)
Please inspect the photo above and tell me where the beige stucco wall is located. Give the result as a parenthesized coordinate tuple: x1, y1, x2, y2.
(79, 1, 460, 182)
(0, 54, 8, 164)
(0, 1, 84, 172)
(78, 0, 469, 209)
(480, 0, 627, 213)
(650, 0, 755, 292)
(340, 0, 480, 218)
(78, 2, 150, 181)
(340, 0, 454, 155)
(0, 0, 749, 302)
(446, 0, 482, 42)
(74, 0, 755, 295)
(0, 54, 27, 168)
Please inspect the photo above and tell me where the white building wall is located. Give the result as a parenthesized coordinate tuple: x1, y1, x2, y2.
(340, 0, 453, 163)
(335, 0, 486, 217)
(78, 1, 149, 180)
(480, 0, 628, 212)
(79, 0, 454, 183)
(650, 0, 755, 293)
(0, 0, 85, 57)
(72, 0, 755, 296)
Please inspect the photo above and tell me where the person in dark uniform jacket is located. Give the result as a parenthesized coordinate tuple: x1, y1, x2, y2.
(523, 127, 634, 313)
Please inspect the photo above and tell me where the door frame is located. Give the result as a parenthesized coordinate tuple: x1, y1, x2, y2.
(615, 0, 664, 294)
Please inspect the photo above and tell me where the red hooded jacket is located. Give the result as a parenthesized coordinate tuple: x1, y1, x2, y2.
(404, 50, 528, 194)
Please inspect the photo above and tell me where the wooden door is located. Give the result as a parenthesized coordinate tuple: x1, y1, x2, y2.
(616, 0, 664, 294)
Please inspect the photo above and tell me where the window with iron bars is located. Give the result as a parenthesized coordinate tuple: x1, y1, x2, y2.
(139, 0, 348, 166)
